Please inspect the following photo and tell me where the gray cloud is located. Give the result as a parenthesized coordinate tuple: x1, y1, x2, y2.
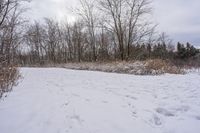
(153, 0, 200, 45)
(25, 0, 77, 22)
(26, 0, 200, 45)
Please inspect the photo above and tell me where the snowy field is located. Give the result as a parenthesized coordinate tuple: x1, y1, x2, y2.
(0, 68, 200, 133)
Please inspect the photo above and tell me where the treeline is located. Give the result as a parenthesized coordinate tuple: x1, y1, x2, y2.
(15, 0, 200, 66)
(176, 42, 199, 59)
(1, 0, 200, 68)
(0, 0, 199, 66)
(16, 18, 200, 65)
(127, 42, 200, 60)
(17, 0, 156, 64)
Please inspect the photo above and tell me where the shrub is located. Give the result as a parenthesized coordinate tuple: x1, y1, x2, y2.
(145, 59, 184, 75)
(0, 60, 20, 98)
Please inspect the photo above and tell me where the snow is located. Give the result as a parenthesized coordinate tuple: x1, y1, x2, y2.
(0, 68, 200, 133)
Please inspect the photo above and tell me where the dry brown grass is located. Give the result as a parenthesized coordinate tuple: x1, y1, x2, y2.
(145, 59, 184, 75)
(63, 59, 184, 75)
(0, 65, 20, 98)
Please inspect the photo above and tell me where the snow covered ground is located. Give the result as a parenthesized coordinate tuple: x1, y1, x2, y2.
(0, 68, 200, 133)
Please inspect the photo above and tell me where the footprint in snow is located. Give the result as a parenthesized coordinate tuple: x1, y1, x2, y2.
(102, 100, 108, 103)
(70, 115, 84, 124)
(195, 116, 200, 120)
(85, 98, 90, 102)
(156, 108, 175, 117)
(125, 95, 137, 100)
(72, 93, 80, 97)
(169, 105, 190, 117)
(150, 114, 162, 126)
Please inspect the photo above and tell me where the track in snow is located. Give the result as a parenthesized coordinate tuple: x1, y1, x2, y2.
(0, 68, 200, 133)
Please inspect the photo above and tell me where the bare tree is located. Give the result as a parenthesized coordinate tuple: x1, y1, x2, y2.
(98, 0, 153, 60)
(0, 0, 28, 98)
(63, 23, 73, 61)
(71, 21, 84, 62)
(25, 21, 46, 64)
(76, 0, 98, 61)
(157, 32, 173, 46)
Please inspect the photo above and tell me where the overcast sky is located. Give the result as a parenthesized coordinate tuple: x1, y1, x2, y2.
(25, 0, 200, 46)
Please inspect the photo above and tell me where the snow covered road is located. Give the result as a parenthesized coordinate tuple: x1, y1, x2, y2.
(0, 68, 200, 133)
